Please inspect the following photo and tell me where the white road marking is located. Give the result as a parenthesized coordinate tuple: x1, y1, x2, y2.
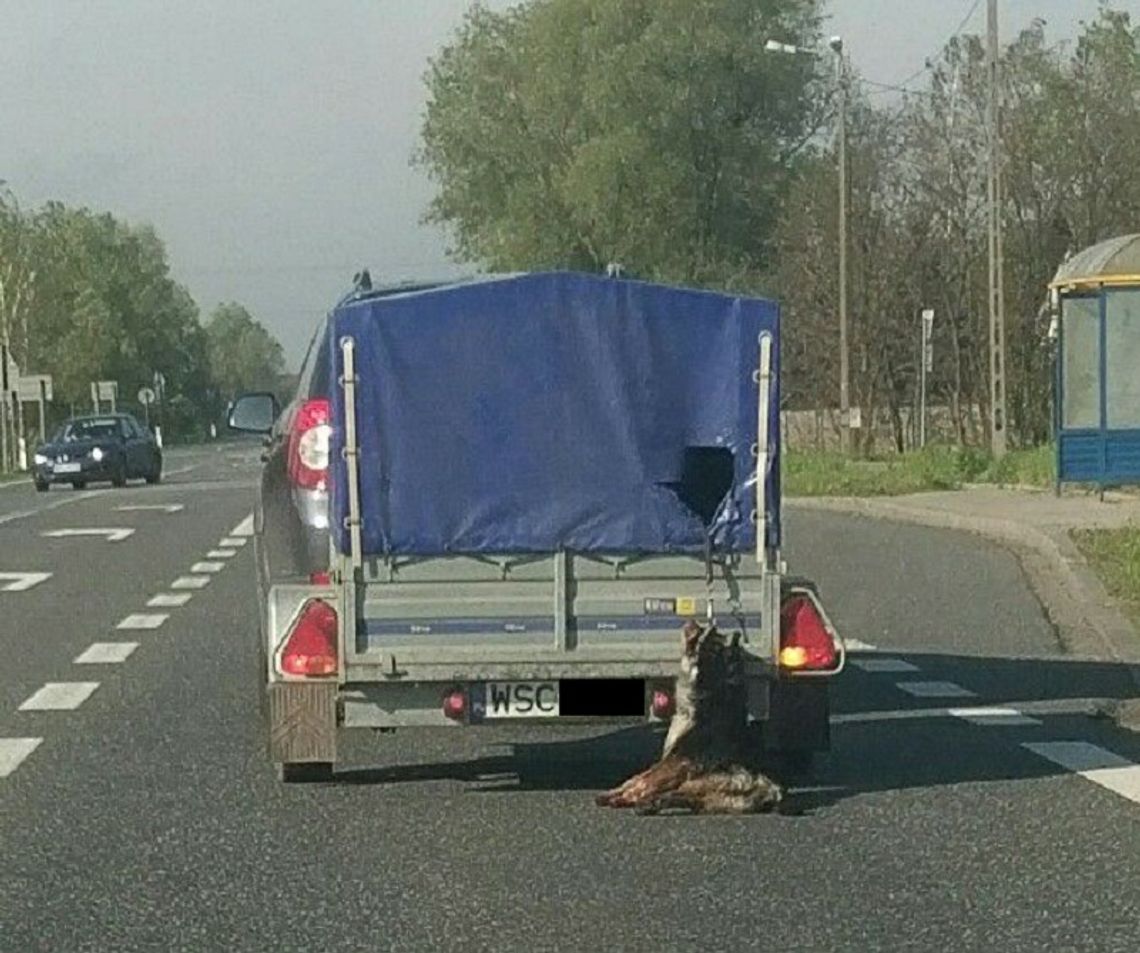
(844, 638, 878, 652)
(171, 575, 210, 590)
(0, 738, 42, 777)
(948, 707, 1042, 727)
(147, 592, 192, 607)
(220, 537, 247, 548)
(41, 528, 134, 542)
(851, 658, 919, 674)
(116, 613, 168, 630)
(0, 572, 52, 592)
(75, 642, 139, 664)
(190, 561, 225, 574)
(19, 682, 100, 711)
(206, 549, 237, 559)
(896, 681, 977, 699)
(1023, 741, 1140, 805)
(115, 504, 184, 513)
(231, 514, 254, 536)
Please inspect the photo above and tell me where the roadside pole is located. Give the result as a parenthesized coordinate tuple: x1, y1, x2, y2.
(0, 340, 10, 472)
(920, 309, 934, 448)
(37, 378, 46, 445)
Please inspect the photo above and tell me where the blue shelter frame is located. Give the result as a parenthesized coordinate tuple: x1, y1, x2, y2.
(1051, 234, 1140, 494)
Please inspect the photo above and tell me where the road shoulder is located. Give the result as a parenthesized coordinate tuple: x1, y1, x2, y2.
(788, 492, 1140, 699)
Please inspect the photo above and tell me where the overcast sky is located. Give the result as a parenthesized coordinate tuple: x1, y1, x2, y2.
(1, 0, 1136, 367)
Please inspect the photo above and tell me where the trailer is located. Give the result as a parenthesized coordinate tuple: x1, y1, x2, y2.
(248, 271, 844, 781)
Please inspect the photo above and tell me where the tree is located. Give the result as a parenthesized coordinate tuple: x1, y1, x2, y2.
(418, 0, 827, 288)
(204, 302, 286, 399)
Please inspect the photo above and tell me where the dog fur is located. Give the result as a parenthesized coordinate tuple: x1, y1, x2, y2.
(595, 620, 782, 815)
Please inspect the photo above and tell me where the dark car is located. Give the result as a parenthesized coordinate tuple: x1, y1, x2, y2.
(33, 413, 163, 491)
(226, 278, 448, 641)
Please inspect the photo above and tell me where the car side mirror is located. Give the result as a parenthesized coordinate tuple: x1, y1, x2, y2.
(228, 392, 279, 434)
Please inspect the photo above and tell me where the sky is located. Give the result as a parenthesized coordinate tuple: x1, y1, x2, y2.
(1, 0, 1137, 368)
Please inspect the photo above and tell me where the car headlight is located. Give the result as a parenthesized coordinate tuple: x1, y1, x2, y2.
(33, 453, 48, 466)
(91, 447, 104, 462)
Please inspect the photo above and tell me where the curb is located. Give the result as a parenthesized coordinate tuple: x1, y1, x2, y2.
(787, 495, 1140, 693)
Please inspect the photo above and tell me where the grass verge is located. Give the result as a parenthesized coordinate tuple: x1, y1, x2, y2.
(784, 445, 1055, 497)
(1072, 526, 1140, 630)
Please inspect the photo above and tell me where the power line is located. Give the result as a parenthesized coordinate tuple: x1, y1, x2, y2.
(865, 0, 984, 94)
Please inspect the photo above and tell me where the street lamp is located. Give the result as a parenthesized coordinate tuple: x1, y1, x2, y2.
(766, 35, 851, 453)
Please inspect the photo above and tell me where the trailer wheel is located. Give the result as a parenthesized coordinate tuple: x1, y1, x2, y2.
(277, 762, 334, 783)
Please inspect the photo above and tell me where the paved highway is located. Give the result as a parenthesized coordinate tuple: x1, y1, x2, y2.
(2, 448, 1139, 951)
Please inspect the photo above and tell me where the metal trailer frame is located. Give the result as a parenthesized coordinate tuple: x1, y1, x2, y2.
(262, 328, 843, 767)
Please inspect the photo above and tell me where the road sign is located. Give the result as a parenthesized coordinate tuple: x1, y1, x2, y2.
(848, 406, 862, 429)
(922, 309, 935, 373)
(138, 386, 156, 406)
(17, 375, 52, 403)
(96, 381, 117, 400)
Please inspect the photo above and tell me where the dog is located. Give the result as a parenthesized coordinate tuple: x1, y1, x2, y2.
(595, 620, 782, 815)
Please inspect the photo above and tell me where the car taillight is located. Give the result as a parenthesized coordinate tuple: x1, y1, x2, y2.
(287, 398, 331, 491)
(779, 594, 838, 671)
(279, 599, 338, 677)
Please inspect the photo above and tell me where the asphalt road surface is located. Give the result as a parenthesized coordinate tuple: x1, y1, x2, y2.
(2, 447, 1139, 952)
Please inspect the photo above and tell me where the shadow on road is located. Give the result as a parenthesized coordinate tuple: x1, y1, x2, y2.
(330, 652, 1140, 810)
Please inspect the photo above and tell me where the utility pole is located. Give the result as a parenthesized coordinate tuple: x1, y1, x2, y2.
(986, 0, 1008, 458)
(834, 37, 851, 454)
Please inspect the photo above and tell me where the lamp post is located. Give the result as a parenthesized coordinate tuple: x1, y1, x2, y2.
(765, 35, 851, 452)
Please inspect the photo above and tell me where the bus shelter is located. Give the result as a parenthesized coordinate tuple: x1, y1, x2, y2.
(1050, 233, 1140, 493)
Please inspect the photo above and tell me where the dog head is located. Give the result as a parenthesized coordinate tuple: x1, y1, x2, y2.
(679, 620, 741, 689)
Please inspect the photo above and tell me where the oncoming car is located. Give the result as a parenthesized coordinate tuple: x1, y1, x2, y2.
(32, 413, 163, 491)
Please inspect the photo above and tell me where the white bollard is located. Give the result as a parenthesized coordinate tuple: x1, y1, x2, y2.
(155, 426, 163, 449)
(17, 437, 26, 471)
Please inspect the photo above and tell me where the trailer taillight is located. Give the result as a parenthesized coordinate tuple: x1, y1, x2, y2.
(442, 689, 466, 721)
(779, 594, 838, 671)
(278, 599, 338, 677)
(287, 398, 331, 491)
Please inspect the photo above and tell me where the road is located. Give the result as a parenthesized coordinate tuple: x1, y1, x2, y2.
(2, 447, 1139, 952)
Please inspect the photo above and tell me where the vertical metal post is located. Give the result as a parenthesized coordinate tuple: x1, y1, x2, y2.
(37, 379, 46, 445)
(987, 0, 1008, 458)
(0, 340, 9, 472)
(340, 337, 364, 571)
(836, 45, 851, 454)
(756, 333, 773, 569)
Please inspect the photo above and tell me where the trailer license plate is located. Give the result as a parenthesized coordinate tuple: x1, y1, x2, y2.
(484, 681, 560, 718)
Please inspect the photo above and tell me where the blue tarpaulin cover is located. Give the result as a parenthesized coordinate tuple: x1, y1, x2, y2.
(328, 272, 780, 556)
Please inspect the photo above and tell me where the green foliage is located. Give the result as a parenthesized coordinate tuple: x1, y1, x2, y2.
(418, 0, 825, 287)
(1072, 525, 1140, 628)
(0, 189, 285, 449)
(784, 444, 1056, 497)
(205, 302, 286, 399)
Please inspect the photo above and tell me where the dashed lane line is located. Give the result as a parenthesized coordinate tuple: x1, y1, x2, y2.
(206, 549, 237, 559)
(147, 592, 193, 607)
(851, 658, 919, 674)
(948, 707, 1042, 727)
(116, 613, 169, 630)
(1024, 741, 1140, 805)
(0, 572, 52, 592)
(171, 576, 211, 590)
(190, 561, 225, 574)
(231, 514, 254, 536)
(18, 682, 100, 711)
(896, 681, 978, 699)
(75, 642, 139, 664)
(115, 504, 184, 513)
(0, 738, 42, 777)
(41, 528, 135, 542)
(220, 537, 247, 548)
(844, 639, 878, 652)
